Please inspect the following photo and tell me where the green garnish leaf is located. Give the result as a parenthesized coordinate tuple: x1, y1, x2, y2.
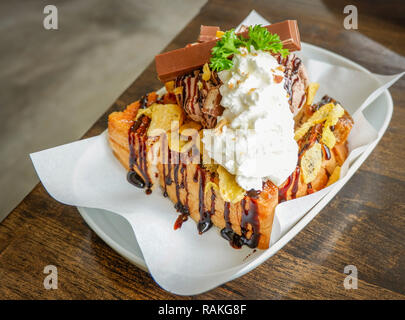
(209, 25, 290, 72)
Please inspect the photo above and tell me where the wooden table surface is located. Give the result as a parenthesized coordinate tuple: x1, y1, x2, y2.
(1, 0, 404, 299)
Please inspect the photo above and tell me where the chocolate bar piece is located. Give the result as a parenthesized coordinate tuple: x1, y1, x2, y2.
(198, 25, 220, 42)
(155, 20, 301, 82)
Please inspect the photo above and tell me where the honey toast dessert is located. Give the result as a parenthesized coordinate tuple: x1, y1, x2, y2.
(108, 22, 353, 249)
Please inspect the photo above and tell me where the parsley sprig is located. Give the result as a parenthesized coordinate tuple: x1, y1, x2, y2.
(209, 25, 289, 72)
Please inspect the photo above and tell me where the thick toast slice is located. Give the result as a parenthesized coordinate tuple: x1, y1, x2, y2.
(108, 95, 278, 249)
(108, 92, 353, 249)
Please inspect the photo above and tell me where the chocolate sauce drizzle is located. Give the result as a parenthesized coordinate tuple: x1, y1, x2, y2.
(210, 188, 216, 216)
(175, 165, 217, 235)
(127, 114, 152, 194)
(313, 95, 333, 111)
(307, 182, 314, 194)
(173, 162, 188, 214)
(173, 212, 188, 230)
(172, 161, 191, 228)
(139, 94, 149, 109)
(196, 166, 212, 234)
(220, 198, 260, 249)
(279, 120, 327, 201)
(241, 198, 260, 248)
(278, 166, 301, 202)
(322, 144, 331, 160)
(180, 164, 186, 189)
(193, 167, 199, 183)
(246, 189, 260, 199)
(277, 54, 305, 110)
(278, 174, 293, 203)
(220, 202, 239, 247)
(290, 166, 300, 199)
(279, 115, 332, 201)
(161, 134, 169, 197)
(165, 150, 173, 186)
(173, 163, 181, 206)
(174, 69, 220, 128)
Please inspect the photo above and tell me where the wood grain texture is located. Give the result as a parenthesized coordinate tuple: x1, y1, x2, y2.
(0, 0, 404, 299)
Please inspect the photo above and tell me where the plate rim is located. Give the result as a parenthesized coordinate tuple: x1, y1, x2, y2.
(78, 206, 148, 271)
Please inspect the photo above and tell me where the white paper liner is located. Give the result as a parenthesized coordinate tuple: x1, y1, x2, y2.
(30, 11, 404, 295)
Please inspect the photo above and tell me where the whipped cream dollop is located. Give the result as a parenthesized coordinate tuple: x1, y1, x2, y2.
(202, 47, 298, 191)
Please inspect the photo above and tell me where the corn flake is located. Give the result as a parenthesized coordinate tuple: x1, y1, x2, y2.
(216, 31, 225, 38)
(147, 103, 184, 136)
(202, 63, 211, 81)
(165, 81, 175, 93)
(327, 166, 341, 186)
(294, 102, 335, 141)
(135, 107, 153, 120)
(173, 86, 183, 95)
(306, 82, 320, 106)
(217, 165, 245, 203)
(321, 104, 344, 148)
(179, 121, 202, 137)
(301, 142, 323, 184)
(294, 102, 344, 149)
